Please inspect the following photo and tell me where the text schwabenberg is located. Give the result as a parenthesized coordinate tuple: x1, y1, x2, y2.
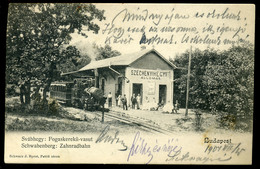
(127, 131, 182, 164)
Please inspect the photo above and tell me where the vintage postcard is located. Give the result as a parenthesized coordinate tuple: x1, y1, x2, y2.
(5, 3, 254, 164)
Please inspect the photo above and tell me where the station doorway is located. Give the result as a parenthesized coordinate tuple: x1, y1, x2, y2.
(132, 83, 143, 102)
(159, 85, 167, 105)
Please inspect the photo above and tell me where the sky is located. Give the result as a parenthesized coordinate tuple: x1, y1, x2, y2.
(70, 4, 255, 60)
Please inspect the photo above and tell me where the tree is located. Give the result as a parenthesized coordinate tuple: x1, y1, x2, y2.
(204, 46, 254, 116)
(6, 3, 105, 104)
(57, 52, 91, 73)
(172, 46, 254, 118)
(93, 44, 121, 61)
(57, 42, 93, 73)
(173, 48, 219, 109)
(6, 4, 37, 104)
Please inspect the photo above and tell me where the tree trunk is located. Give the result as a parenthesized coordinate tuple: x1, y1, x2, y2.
(43, 86, 49, 101)
(24, 81, 31, 105)
(43, 78, 52, 102)
(34, 85, 41, 94)
(43, 62, 56, 101)
(20, 85, 25, 104)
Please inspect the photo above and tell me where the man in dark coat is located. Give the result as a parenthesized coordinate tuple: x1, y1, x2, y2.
(131, 94, 137, 109)
(121, 94, 128, 110)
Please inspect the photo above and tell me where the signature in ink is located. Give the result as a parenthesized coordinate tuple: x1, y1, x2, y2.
(95, 125, 128, 151)
(127, 131, 182, 164)
(166, 142, 246, 163)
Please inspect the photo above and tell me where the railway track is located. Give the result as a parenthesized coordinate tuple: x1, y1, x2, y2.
(94, 109, 173, 135)
(63, 106, 173, 135)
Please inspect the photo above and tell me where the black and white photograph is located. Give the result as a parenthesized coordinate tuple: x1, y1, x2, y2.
(5, 3, 254, 164)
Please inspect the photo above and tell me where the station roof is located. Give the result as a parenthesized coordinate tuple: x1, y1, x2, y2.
(78, 48, 176, 72)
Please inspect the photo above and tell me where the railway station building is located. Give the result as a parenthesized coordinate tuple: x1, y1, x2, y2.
(71, 48, 176, 107)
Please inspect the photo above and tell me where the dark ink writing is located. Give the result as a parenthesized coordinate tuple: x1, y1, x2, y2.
(139, 32, 175, 45)
(127, 131, 182, 164)
(95, 125, 128, 151)
(205, 142, 246, 156)
(102, 6, 251, 46)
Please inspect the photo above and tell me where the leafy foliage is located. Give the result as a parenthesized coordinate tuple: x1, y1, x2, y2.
(56, 46, 91, 73)
(204, 46, 254, 116)
(6, 3, 105, 103)
(172, 46, 254, 118)
(93, 44, 121, 61)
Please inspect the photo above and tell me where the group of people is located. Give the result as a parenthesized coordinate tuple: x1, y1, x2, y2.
(130, 93, 142, 110)
(107, 92, 128, 110)
(108, 91, 180, 113)
(118, 94, 128, 110)
(115, 93, 142, 110)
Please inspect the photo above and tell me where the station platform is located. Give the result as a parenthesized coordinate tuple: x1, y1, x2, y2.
(108, 106, 196, 133)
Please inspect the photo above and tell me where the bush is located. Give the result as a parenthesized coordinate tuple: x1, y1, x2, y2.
(5, 95, 63, 117)
(5, 97, 21, 112)
(47, 98, 60, 116)
(175, 116, 193, 130)
(216, 114, 236, 130)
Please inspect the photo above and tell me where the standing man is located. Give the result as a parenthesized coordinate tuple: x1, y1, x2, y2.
(131, 94, 137, 109)
(107, 92, 112, 108)
(121, 94, 128, 110)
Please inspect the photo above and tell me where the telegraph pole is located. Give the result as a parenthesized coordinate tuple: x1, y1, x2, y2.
(101, 105, 104, 123)
(185, 46, 192, 116)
